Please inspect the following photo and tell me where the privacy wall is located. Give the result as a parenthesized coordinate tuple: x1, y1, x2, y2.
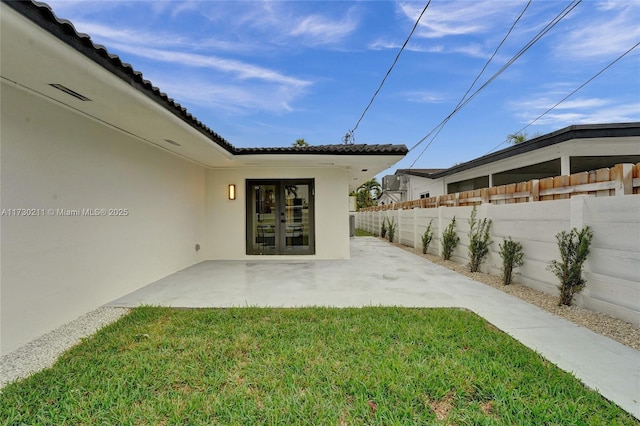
(1, 83, 207, 355)
(356, 195, 640, 325)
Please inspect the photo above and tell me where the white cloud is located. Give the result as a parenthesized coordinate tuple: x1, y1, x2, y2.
(401, 90, 447, 104)
(398, 0, 525, 39)
(369, 38, 446, 54)
(204, 2, 361, 48)
(108, 42, 311, 88)
(390, 0, 532, 61)
(526, 106, 640, 126)
(67, 21, 311, 88)
(552, 2, 640, 60)
(578, 102, 640, 123)
(150, 77, 306, 115)
(46, 1, 122, 17)
(72, 21, 256, 53)
(168, 0, 200, 19)
(72, 21, 190, 49)
(548, 98, 611, 110)
(512, 97, 611, 111)
(289, 12, 359, 45)
(511, 97, 640, 127)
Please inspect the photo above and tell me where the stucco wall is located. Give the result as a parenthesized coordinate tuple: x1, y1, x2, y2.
(1, 83, 207, 354)
(407, 175, 443, 200)
(206, 167, 350, 260)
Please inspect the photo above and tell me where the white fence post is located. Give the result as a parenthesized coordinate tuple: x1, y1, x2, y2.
(413, 207, 421, 250)
(437, 205, 443, 257)
(570, 194, 588, 230)
(570, 195, 591, 301)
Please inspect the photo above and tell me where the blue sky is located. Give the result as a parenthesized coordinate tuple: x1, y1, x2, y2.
(46, 0, 639, 174)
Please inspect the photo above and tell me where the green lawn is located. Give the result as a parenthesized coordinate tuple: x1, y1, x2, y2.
(354, 228, 374, 236)
(1, 307, 635, 425)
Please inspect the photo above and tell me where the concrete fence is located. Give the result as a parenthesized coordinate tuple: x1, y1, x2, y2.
(355, 194, 640, 326)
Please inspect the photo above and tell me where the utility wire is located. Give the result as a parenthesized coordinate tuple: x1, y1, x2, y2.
(484, 40, 640, 155)
(408, 0, 581, 168)
(345, 0, 431, 144)
(406, 0, 531, 167)
(454, 1, 532, 121)
(411, 0, 580, 154)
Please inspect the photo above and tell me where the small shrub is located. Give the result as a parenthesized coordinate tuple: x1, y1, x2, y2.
(387, 218, 396, 243)
(421, 220, 434, 254)
(468, 206, 493, 272)
(380, 218, 387, 239)
(548, 226, 594, 306)
(499, 237, 524, 285)
(441, 217, 459, 260)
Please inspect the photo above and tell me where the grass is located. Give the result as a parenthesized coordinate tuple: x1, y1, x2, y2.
(1, 307, 635, 425)
(355, 228, 374, 237)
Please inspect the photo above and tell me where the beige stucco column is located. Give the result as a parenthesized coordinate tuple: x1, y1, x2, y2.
(561, 155, 571, 175)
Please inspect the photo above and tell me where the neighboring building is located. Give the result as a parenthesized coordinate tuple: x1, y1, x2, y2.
(379, 169, 445, 204)
(381, 123, 640, 202)
(0, 2, 407, 354)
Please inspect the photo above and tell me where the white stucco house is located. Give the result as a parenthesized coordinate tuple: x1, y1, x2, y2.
(380, 123, 640, 204)
(0, 2, 407, 354)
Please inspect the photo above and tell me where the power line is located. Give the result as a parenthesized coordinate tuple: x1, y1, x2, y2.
(345, 0, 431, 144)
(454, 1, 532, 122)
(408, 0, 581, 168)
(411, 0, 580, 154)
(484, 40, 640, 155)
(406, 0, 532, 167)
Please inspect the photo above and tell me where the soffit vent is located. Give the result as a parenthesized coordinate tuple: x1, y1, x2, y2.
(49, 84, 91, 101)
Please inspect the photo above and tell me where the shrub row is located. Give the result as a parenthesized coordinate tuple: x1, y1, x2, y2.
(378, 206, 593, 306)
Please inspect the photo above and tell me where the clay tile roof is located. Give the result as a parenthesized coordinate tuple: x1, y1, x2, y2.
(235, 144, 408, 155)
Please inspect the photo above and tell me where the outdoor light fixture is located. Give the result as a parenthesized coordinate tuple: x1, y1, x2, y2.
(228, 184, 236, 200)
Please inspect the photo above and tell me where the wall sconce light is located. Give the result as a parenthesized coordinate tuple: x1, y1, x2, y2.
(228, 184, 236, 200)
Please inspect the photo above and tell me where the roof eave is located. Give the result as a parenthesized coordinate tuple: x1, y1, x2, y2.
(6, 0, 236, 154)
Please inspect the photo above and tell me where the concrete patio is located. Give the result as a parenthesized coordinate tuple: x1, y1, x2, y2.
(109, 237, 639, 419)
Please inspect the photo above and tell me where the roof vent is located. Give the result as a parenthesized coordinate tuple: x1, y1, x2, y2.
(164, 139, 181, 146)
(49, 84, 91, 101)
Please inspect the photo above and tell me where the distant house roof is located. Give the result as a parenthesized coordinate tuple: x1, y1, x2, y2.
(394, 168, 447, 177)
(398, 122, 640, 179)
(8, 1, 407, 157)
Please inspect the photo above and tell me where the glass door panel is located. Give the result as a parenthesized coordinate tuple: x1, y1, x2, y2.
(283, 183, 310, 252)
(249, 184, 277, 255)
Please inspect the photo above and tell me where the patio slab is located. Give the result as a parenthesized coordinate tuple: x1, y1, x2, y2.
(108, 237, 639, 419)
